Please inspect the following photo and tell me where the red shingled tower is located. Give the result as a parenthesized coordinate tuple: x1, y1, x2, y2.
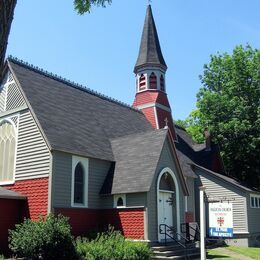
(133, 5, 177, 140)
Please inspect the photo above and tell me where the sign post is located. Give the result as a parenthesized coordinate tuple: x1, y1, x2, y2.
(199, 186, 206, 260)
(209, 202, 233, 238)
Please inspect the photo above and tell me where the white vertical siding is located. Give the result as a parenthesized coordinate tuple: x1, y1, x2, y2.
(15, 110, 50, 180)
(198, 172, 248, 233)
(0, 71, 26, 112)
(6, 82, 26, 110)
(0, 76, 7, 112)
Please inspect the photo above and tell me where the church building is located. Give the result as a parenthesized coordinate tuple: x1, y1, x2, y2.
(0, 4, 259, 253)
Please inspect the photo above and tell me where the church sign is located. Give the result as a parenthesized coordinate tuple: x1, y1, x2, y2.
(209, 202, 233, 237)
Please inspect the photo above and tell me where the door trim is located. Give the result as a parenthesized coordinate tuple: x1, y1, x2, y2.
(157, 167, 180, 241)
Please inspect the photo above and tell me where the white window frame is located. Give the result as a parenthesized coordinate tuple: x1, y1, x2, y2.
(71, 155, 89, 207)
(0, 117, 19, 185)
(113, 194, 126, 208)
(250, 194, 260, 209)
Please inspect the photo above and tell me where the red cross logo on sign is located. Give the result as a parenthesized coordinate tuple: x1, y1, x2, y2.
(217, 217, 224, 227)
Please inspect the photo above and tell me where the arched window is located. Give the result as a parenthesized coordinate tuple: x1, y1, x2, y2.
(117, 197, 124, 207)
(149, 72, 157, 89)
(74, 162, 84, 204)
(139, 74, 146, 91)
(160, 75, 165, 91)
(159, 172, 175, 192)
(0, 120, 16, 183)
(114, 194, 126, 208)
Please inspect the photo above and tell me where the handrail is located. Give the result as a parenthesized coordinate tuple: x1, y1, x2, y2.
(159, 224, 189, 248)
(181, 222, 200, 241)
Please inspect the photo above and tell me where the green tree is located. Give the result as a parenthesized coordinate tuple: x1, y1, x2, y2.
(74, 0, 112, 14)
(176, 109, 205, 144)
(186, 45, 259, 188)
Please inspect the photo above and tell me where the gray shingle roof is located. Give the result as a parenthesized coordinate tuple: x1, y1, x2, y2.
(8, 58, 153, 161)
(134, 5, 167, 73)
(0, 187, 26, 199)
(193, 164, 260, 193)
(101, 129, 168, 194)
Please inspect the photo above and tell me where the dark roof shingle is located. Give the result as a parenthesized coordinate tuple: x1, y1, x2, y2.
(134, 5, 167, 73)
(9, 58, 153, 161)
(0, 187, 26, 199)
(101, 129, 168, 194)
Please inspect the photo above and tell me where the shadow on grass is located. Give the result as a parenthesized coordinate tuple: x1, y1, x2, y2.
(207, 255, 230, 259)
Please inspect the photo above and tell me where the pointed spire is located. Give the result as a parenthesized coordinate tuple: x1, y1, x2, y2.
(134, 5, 167, 73)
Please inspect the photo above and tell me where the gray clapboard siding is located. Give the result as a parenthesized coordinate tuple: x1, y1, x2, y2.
(246, 194, 260, 233)
(186, 177, 195, 217)
(52, 151, 72, 208)
(147, 139, 185, 241)
(126, 193, 147, 207)
(197, 170, 248, 233)
(15, 110, 50, 180)
(52, 151, 112, 209)
(88, 158, 112, 209)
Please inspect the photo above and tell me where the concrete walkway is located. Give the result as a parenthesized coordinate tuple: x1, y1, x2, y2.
(208, 247, 253, 259)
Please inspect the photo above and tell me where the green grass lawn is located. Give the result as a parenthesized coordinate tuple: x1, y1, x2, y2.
(228, 246, 260, 259)
(207, 248, 233, 259)
(207, 246, 260, 259)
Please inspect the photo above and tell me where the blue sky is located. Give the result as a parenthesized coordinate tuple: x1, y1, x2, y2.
(6, 0, 260, 120)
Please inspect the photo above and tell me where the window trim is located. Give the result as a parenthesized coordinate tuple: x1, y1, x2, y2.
(139, 74, 146, 91)
(0, 116, 19, 185)
(71, 156, 89, 207)
(250, 194, 260, 209)
(113, 194, 126, 208)
(149, 72, 157, 89)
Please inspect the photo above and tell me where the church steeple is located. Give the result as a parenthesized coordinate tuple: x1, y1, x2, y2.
(134, 4, 167, 73)
(133, 4, 177, 140)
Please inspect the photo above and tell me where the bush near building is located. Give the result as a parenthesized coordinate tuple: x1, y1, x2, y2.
(8, 214, 76, 260)
(8, 215, 152, 260)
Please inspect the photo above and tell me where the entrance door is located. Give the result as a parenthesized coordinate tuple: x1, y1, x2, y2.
(159, 191, 173, 241)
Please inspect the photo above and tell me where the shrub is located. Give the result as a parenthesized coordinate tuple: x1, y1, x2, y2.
(0, 255, 4, 260)
(75, 227, 152, 260)
(9, 214, 76, 260)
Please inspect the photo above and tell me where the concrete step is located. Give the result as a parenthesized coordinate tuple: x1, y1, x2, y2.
(151, 251, 200, 259)
(152, 242, 197, 252)
(153, 248, 200, 257)
(151, 242, 200, 260)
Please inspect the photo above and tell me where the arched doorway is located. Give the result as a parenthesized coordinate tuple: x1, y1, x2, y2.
(157, 168, 180, 241)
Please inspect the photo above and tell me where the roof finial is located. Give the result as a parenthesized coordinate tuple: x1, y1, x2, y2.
(148, 0, 152, 5)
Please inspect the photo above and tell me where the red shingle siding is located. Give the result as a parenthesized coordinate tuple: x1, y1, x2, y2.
(0, 199, 27, 254)
(55, 208, 145, 240)
(5, 178, 49, 220)
(133, 91, 170, 107)
(141, 107, 157, 128)
(103, 208, 145, 239)
(156, 107, 177, 140)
